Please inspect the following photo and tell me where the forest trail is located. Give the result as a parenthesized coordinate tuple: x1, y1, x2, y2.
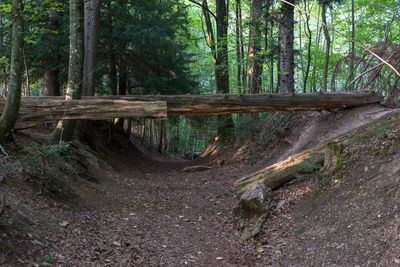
(2, 104, 399, 266)
(7, 143, 268, 266)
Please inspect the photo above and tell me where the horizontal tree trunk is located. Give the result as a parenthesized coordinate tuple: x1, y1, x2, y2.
(85, 92, 383, 114)
(1, 99, 167, 129)
(0, 92, 384, 129)
(234, 109, 400, 195)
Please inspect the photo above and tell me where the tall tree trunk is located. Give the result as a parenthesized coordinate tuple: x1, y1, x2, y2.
(216, 0, 234, 140)
(83, 0, 101, 96)
(51, 0, 84, 143)
(248, 0, 264, 94)
(115, 57, 127, 131)
(43, 9, 61, 96)
(321, 1, 330, 92)
(158, 120, 165, 153)
(303, 0, 312, 93)
(350, 0, 355, 91)
(269, 18, 274, 93)
(235, 0, 242, 93)
(75, 0, 101, 140)
(279, 0, 295, 93)
(215, 0, 229, 94)
(107, 1, 117, 96)
(239, 0, 246, 91)
(0, 0, 23, 144)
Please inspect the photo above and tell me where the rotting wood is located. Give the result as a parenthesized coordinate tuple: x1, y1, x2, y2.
(1, 99, 167, 129)
(0, 92, 384, 129)
(234, 109, 400, 196)
(182, 165, 213, 172)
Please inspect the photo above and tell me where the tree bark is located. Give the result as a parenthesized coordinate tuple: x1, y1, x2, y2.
(303, 0, 312, 93)
(0, 0, 23, 144)
(3, 92, 383, 129)
(107, 1, 117, 96)
(349, 0, 355, 91)
(51, 0, 84, 143)
(321, 1, 330, 92)
(248, 0, 264, 94)
(43, 8, 61, 96)
(234, 109, 400, 195)
(215, 0, 229, 94)
(215, 0, 234, 140)
(235, 0, 242, 93)
(279, 0, 295, 93)
(83, 0, 101, 96)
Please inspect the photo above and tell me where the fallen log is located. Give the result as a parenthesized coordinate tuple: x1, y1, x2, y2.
(8, 91, 383, 115)
(1, 99, 167, 129)
(0, 92, 383, 129)
(234, 108, 400, 196)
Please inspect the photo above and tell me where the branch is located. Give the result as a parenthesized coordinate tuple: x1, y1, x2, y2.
(188, 0, 217, 20)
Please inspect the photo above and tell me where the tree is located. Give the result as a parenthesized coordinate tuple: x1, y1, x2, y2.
(248, 0, 265, 94)
(43, 6, 61, 96)
(51, 0, 84, 143)
(199, 0, 233, 140)
(280, 0, 295, 93)
(318, 0, 343, 92)
(82, 0, 101, 97)
(0, 0, 23, 145)
(215, 0, 234, 140)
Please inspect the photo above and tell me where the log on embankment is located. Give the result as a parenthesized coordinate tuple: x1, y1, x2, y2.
(0, 99, 167, 129)
(94, 91, 383, 115)
(0, 92, 383, 128)
(88, 91, 383, 115)
(234, 108, 400, 196)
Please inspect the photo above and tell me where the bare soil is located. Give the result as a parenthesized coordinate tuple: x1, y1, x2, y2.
(0, 105, 399, 266)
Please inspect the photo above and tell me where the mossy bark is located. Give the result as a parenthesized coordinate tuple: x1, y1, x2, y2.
(0, 0, 23, 145)
(51, 0, 84, 143)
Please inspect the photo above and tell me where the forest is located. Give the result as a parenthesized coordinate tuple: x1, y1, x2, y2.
(0, 0, 399, 265)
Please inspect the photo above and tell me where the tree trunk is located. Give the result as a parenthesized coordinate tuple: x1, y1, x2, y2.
(0, 0, 23, 144)
(248, 0, 264, 94)
(5, 92, 383, 129)
(239, 0, 246, 91)
(303, 0, 312, 93)
(215, 0, 234, 140)
(235, 0, 242, 93)
(269, 18, 274, 93)
(115, 57, 127, 131)
(43, 8, 61, 96)
(215, 0, 229, 94)
(279, 0, 295, 93)
(321, 1, 330, 92)
(107, 2, 117, 96)
(350, 0, 355, 91)
(83, 0, 101, 96)
(51, 0, 84, 143)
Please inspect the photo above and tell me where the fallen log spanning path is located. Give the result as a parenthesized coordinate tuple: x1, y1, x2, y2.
(0, 92, 384, 129)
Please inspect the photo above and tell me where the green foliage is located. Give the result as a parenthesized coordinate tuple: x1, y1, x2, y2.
(21, 141, 75, 193)
(301, 156, 323, 173)
(45, 256, 55, 264)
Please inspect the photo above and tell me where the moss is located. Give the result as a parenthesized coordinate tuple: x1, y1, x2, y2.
(333, 153, 350, 173)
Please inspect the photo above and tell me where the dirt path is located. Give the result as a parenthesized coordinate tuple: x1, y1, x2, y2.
(4, 107, 400, 266)
(7, 146, 269, 266)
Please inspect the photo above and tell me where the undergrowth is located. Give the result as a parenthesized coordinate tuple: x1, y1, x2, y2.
(20, 142, 78, 194)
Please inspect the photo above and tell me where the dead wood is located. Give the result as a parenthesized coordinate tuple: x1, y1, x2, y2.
(0, 92, 384, 129)
(234, 109, 400, 196)
(182, 165, 213, 172)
